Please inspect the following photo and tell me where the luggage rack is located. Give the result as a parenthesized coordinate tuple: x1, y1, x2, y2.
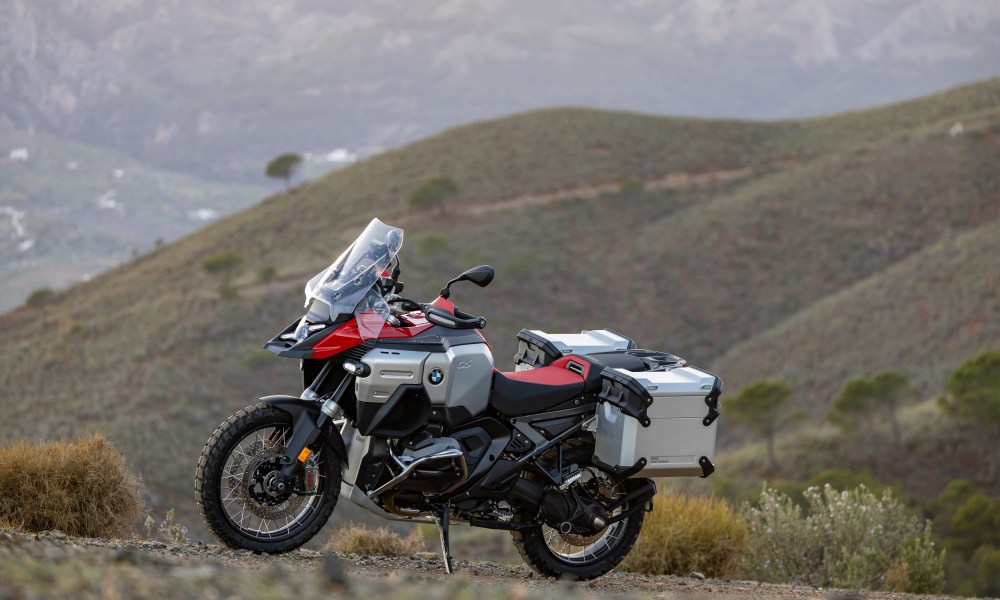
(624, 349, 686, 372)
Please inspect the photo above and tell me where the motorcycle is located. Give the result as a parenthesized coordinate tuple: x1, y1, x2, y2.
(195, 218, 722, 580)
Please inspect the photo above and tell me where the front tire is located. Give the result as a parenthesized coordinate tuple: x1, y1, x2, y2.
(195, 403, 341, 553)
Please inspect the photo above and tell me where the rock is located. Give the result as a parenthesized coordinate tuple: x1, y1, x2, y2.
(689, 571, 706, 580)
(45, 530, 68, 540)
(414, 552, 438, 561)
(319, 554, 347, 586)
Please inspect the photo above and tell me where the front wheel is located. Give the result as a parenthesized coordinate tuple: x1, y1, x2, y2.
(195, 403, 341, 553)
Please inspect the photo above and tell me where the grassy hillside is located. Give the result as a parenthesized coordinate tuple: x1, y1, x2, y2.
(713, 219, 1000, 409)
(0, 79, 998, 533)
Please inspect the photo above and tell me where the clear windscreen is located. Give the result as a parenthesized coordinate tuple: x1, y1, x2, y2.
(294, 218, 403, 342)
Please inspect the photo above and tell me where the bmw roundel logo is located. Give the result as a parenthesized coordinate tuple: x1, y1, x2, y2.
(428, 368, 445, 385)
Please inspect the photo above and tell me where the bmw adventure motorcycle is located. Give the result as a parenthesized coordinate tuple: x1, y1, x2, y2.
(195, 218, 722, 580)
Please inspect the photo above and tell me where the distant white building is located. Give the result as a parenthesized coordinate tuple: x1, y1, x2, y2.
(949, 122, 964, 138)
(189, 208, 220, 221)
(9, 147, 29, 161)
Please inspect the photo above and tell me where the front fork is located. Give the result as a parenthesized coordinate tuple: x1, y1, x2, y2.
(274, 361, 355, 483)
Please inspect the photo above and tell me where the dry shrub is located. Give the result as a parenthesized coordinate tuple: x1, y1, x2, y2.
(0, 433, 143, 538)
(740, 484, 944, 593)
(621, 489, 748, 577)
(327, 524, 426, 557)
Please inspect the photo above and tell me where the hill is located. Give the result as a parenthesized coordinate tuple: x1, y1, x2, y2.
(0, 80, 998, 532)
(0, 130, 265, 311)
(713, 219, 1000, 409)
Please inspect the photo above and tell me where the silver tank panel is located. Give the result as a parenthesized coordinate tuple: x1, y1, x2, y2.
(423, 343, 494, 417)
(356, 348, 430, 405)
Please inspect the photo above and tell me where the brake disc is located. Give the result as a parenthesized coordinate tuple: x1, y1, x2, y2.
(235, 444, 307, 521)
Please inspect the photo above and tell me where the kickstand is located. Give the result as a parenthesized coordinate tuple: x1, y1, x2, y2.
(432, 504, 454, 574)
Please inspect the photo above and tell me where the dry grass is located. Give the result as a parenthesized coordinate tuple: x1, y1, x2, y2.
(621, 489, 748, 578)
(326, 525, 426, 557)
(0, 433, 143, 538)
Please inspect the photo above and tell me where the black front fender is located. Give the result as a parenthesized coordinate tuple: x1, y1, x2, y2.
(260, 395, 348, 468)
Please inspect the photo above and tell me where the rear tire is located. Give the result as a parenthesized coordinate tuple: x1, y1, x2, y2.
(511, 442, 647, 580)
(195, 403, 341, 553)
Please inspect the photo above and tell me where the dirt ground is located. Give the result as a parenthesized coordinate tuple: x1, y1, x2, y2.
(0, 530, 972, 600)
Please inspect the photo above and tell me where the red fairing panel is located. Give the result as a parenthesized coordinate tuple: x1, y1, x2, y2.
(310, 312, 436, 359)
(501, 364, 583, 386)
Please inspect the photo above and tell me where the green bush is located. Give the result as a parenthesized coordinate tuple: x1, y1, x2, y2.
(619, 178, 645, 196)
(621, 490, 748, 577)
(256, 265, 278, 284)
(25, 288, 55, 309)
(740, 484, 944, 593)
(201, 251, 244, 276)
(408, 175, 458, 210)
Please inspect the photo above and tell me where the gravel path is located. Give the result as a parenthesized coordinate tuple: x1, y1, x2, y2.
(0, 530, 967, 600)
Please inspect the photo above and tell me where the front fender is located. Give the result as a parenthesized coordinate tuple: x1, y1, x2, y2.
(260, 395, 348, 468)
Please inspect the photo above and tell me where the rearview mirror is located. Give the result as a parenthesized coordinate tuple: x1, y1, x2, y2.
(455, 265, 494, 288)
(440, 265, 495, 298)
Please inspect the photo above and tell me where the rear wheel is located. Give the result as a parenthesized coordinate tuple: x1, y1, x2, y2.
(511, 442, 646, 580)
(195, 403, 341, 553)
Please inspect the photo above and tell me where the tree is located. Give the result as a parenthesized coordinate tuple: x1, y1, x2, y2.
(942, 350, 1000, 482)
(408, 175, 458, 211)
(726, 380, 799, 472)
(265, 153, 303, 190)
(828, 372, 911, 447)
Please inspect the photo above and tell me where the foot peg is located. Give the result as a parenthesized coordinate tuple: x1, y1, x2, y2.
(433, 504, 454, 574)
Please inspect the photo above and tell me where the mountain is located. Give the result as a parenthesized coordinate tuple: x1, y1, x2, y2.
(0, 130, 266, 312)
(1, 0, 998, 181)
(0, 80, 997, 531)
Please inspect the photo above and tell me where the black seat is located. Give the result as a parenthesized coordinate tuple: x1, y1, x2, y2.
(490, 366, 584, 417)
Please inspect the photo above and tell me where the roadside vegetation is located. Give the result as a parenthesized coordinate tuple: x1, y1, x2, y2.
(712, 350, 1000, 596)
(326, 525, 426, 557)
(0, 434, 142, 538)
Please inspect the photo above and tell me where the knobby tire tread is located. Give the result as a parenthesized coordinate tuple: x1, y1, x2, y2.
(194, 403, 341, 554)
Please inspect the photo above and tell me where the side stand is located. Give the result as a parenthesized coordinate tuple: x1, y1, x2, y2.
(433, 504, 454, 574)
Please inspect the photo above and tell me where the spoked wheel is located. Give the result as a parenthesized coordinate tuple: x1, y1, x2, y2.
(195, 403, 341, 553)
(512, 443, 646, 580)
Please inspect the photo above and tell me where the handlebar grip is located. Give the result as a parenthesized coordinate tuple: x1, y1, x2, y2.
(421, 304, 486, 330)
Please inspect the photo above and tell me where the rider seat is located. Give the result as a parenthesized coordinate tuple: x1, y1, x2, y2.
(490, 357, 585, 417)
(490, 353, 655, 417)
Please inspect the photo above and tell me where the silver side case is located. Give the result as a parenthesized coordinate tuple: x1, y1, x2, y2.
(594, 365, 719, 478)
